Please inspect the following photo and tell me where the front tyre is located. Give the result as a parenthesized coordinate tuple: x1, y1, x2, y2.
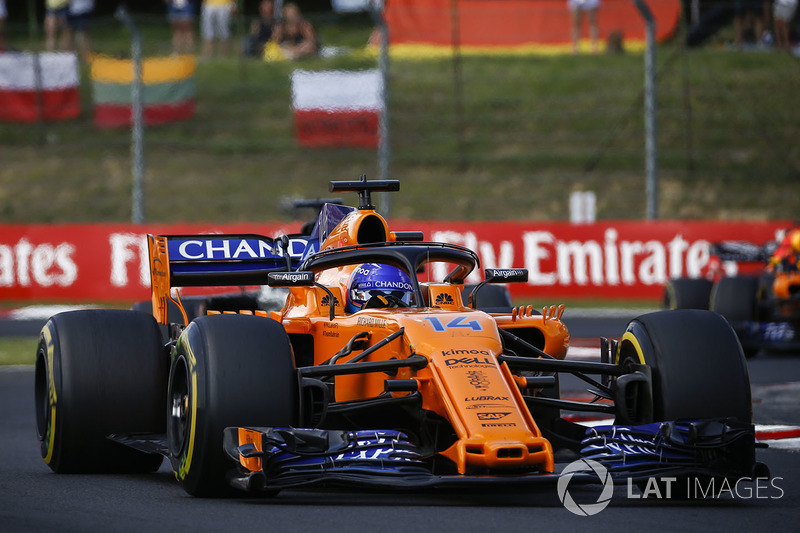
(167, 315, 299, 496)
(616, 309, 751, 424)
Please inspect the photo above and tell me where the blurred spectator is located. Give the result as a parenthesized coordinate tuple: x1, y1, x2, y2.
(45, 0, 71, 51)
(0, 0, 6, 51)
(273, 2, 319, 60)
(774, 0, 798, 49)
(734, 0, 767, 47)
(166, 0, 197, 55)
(567, 0, 600, 54)
(201, 0, 236, 58)
(67, 0, 94, 62)
(244, 0, 275, 58)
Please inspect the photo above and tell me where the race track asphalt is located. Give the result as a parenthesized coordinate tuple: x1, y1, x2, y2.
(1, 313, 800, 532)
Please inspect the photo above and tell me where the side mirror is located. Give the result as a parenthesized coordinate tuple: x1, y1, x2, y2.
(484, 268, 528, 284)
(267, 271, 337, 320)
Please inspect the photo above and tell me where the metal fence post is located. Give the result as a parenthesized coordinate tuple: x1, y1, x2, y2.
(370, 3, 392, 216)
(632, 0, 658, 220)
(116, 6, 145, 224)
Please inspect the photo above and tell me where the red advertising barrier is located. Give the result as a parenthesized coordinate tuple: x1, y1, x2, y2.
(0, 221, 790, 303)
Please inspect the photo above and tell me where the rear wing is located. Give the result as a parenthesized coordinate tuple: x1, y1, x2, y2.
(147, 234, 307, 325)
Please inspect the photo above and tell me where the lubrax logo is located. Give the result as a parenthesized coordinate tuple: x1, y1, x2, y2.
(465, 396, 508, 402)
(477, 412, 509, 420)
(434, 293, 454, 305)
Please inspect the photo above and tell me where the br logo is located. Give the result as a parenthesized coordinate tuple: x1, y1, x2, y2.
(557, 459, 613, 516)
(435, 293, 454, 306)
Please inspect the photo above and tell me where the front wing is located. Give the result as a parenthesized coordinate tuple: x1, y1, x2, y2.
(221, 419, 762, 493)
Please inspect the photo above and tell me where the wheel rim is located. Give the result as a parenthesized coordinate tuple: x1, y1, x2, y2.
(34, 345, 50, 446)
(168, 356, 190, 457)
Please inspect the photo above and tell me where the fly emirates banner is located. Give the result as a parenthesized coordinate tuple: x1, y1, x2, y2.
(0, 221, 789, 302)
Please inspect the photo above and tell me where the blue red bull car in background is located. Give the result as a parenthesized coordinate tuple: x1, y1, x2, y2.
(665, 228, 800, 357)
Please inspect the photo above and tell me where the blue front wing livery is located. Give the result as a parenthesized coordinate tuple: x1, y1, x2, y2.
(222, 418, 759, 491)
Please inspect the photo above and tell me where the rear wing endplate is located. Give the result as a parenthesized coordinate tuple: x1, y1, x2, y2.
(147, 234, 307, 325)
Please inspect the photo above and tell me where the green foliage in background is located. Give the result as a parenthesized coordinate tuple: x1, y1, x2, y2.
(0, 14, 798, 224)
(0, 338, 37, 366)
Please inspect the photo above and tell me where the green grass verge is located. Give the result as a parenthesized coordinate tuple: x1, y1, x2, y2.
(0, 337, 38, 366)
(0, 15, 798, 224)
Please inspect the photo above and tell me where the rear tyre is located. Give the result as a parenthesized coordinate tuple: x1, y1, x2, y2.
(710, 277, 760, 358)
(35, 310, 167, 473)
(710, 276, 758, 322)
(167, 314, 299, 496)
(663, 278, 713, 310)
(756, 273, 776, 321)
(616, 309, 751, 424)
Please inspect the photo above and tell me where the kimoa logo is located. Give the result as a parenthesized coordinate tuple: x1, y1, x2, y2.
(442, 349, 490, 356)
(557, 459, 614, 516)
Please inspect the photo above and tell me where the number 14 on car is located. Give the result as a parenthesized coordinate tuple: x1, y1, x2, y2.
(424, 316, 483, 332)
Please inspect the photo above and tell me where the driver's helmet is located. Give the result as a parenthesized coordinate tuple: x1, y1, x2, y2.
(345, 263, 414, 313)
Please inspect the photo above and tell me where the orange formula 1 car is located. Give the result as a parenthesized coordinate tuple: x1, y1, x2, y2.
(35, 178, 763, 497)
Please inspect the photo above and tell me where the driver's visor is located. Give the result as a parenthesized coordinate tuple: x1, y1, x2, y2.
(350, 289, 414, 306)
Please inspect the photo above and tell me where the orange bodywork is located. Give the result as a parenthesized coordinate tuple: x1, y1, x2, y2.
(149, 207, 570, 475)
(773, 271, 800, 300)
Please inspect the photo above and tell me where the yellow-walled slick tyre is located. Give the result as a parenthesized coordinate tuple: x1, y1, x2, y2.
(167, 314, 299, 497)
(616, 309, 751, 424)
(35, 310, 167, 473)
(663, 278, 713, 310)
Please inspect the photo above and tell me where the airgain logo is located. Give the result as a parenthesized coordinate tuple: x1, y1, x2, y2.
(435, 293, 454, 306)
(321, 294, 339, 307)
